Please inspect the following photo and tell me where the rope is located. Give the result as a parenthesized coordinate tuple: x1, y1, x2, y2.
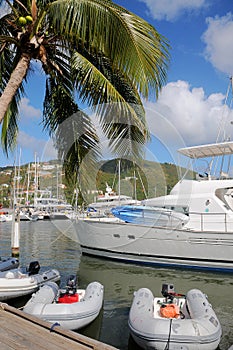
(50, 322, 60, 332)
(164, 318, 173, 350)
(0, 303, 8, 310)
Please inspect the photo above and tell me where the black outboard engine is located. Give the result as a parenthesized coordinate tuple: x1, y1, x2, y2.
(58, 274, 78, 303)
(66, 274, 77, 295)
(161, 283, 175, 301)
(28, 261, 40, 276)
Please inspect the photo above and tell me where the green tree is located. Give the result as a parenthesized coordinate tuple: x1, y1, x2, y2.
(0, 0, 169, 166)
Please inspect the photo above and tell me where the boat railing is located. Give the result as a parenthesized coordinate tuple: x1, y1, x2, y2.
(189, 211, 233, 232)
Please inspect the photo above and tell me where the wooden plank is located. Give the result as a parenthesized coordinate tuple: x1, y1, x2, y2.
(0, 303, 118, 350)
(0, 307, 88, 350)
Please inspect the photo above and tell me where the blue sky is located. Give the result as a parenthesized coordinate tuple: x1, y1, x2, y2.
(1, 0, 233, 168)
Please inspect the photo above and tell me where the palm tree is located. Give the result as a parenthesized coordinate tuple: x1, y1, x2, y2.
(0, 0, 169, 163)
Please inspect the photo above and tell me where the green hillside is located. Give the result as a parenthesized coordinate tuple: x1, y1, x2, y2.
(0, 160, 193, 208)
(93, 159, 193, 202)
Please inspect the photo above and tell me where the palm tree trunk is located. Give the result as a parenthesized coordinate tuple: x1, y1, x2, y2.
(0, 53, 31, 123)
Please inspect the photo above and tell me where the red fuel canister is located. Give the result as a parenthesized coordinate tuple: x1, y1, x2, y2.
(58, 293, 79, 304)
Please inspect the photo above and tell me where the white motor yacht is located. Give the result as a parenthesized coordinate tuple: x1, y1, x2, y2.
(74, 141, 233, 273)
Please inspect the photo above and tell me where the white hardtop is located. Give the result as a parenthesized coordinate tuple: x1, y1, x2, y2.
(178, 141, 233, 159)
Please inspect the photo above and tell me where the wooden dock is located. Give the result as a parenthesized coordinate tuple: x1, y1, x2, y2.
(0, 303, 118, 350)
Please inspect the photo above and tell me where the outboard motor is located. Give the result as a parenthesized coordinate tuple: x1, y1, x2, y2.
(161, 283, 175, 301)
(66, 274, 77, 295)
(160, 283, 181, 318)
(28, 261, 40, 276)
(58, 274, 79, 304)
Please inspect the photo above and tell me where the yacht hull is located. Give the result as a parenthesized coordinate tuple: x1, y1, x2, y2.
(74, 219, 233, 272)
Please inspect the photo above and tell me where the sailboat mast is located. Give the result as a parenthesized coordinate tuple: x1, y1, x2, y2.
(16, 147, 21, 205)
(26, 163, 30, 205)
(34, 154, 38, 207)
(118, 159, 121, 205)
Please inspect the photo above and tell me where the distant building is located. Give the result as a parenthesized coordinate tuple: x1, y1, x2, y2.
(0, 184, 9, 188)
(42, 164, 55, 170)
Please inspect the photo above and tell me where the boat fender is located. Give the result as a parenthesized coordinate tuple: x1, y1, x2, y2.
(160, 303, 180, 318)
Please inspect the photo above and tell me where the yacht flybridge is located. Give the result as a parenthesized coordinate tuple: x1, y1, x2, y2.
(143, 140, 233, 232)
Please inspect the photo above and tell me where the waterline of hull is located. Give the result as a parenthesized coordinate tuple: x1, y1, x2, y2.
(74, 219, 233, 273)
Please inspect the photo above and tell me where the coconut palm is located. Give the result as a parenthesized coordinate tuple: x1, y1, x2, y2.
(0, 0, 169, 163)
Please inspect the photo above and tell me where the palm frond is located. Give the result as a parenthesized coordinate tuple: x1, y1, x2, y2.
(71, 48, 150, 157)
(47, 0, 170, 98)
(61, 118, 100, 194)
(1, 96, 19, 154)
(43, 75, 100, 185)
(73, 52, 148, 125)
(43, 76, 76, 133)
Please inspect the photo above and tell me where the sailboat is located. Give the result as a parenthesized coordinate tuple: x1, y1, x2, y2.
(19, 157, 75, 220)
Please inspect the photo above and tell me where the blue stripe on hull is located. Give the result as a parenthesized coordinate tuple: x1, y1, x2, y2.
(81, 246, 233, 274)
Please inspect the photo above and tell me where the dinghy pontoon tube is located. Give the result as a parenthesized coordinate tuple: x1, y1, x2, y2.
(0, 257, 19, 272)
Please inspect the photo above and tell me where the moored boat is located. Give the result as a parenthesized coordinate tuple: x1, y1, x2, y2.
(23, 275, 104, 330)
(74, 141, 233, 273)
(87, 182, 140, 217)
(0, 211, 12, 222)
(128, 283, 222, 350)
(0, 261, 60, 301)
(0, 257, 19, 272)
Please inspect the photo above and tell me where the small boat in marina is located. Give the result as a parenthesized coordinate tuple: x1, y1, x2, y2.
(87, 182, 140, 217)
(23, 275, 104, 330)
(0, 257, 19, 272)
(0, 261, 60, 301)
(0, 211, 12, 222)
(18, 210, 38, 221)
(128, 283, 222, 350)
(33, 191, 75, 220)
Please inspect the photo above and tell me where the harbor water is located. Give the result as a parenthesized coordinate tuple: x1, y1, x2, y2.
(0, 220, 233, 350)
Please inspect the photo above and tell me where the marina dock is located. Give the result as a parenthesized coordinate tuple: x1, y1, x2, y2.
(0, 303, 118, 350)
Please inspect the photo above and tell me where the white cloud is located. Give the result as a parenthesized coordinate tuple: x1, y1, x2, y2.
(19, 98, 41, 121)
(0, 3, 11, 18)
(75, 85, 233, 165)
(17, 131, 45, 153)
(144, 80, 233, 151)
(17, 131, 57, 162)
(40, 138, 58, 161)
(138, 0, 206, 21)
(202, 13, 233, 75)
